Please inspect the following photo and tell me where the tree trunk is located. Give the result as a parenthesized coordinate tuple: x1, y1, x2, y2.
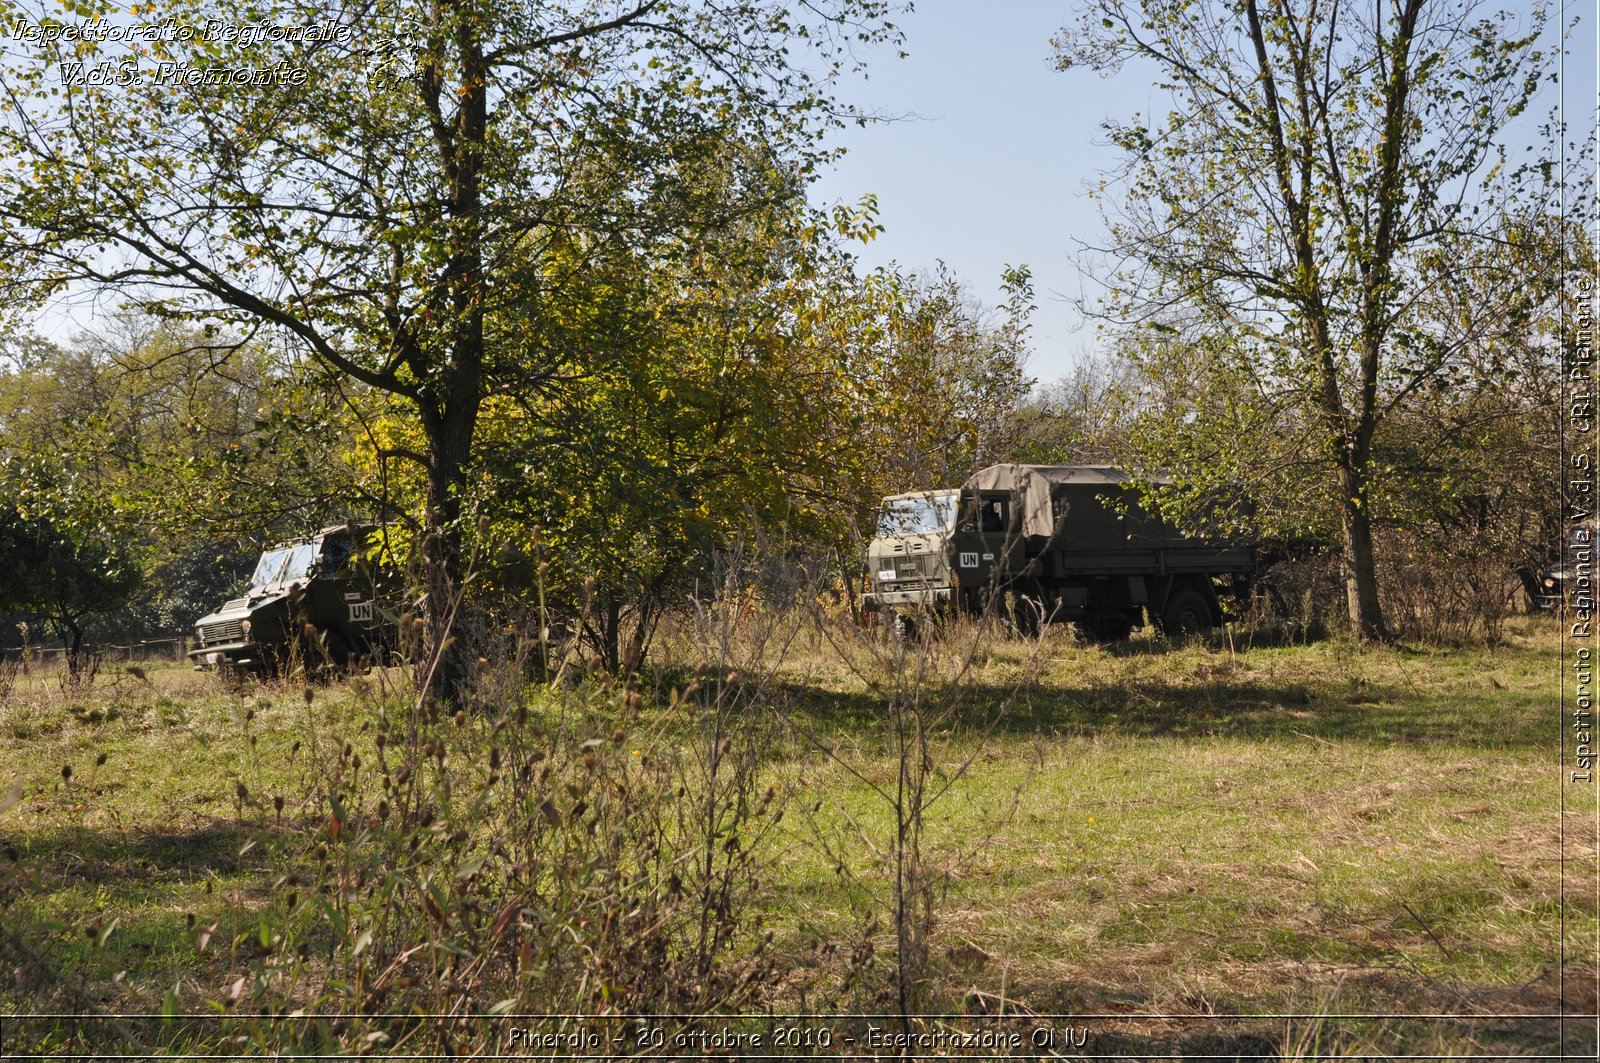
(601, 592, 622, 674)
(1337, 464, 1390, 642)
(53, 616, 86, 680)
(418, 411, 477, 701)
(408, 3, 489, 702)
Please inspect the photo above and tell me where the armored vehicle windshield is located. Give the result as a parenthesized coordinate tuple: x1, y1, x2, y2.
(249, 543, 319, 587)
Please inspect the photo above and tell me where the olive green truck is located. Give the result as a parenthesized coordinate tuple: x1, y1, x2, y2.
(861, 465, 1255, 640)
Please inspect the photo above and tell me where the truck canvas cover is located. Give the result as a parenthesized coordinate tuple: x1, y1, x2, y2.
(963, 464, 1252, 556)
(964, 465, 1153, 541)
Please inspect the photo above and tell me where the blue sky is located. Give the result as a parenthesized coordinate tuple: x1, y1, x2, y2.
(23, 1, 1594, 386)
(808, 0, 1597, 384)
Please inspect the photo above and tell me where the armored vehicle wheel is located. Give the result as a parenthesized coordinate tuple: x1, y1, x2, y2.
(321, 629, 355, 674)
(216, 661, 250, 691)
(1159, 590, 1213, 638)
(299, 626, 356, 680)
(256, 648, 284, 681)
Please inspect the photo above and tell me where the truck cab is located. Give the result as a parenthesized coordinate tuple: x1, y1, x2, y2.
(862, 487, 1029, 631)
(864, 490, 961, 616)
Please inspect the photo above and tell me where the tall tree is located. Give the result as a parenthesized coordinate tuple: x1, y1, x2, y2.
(0, 0, 903, 686)
(809, 263, 1038, 506)
(475, 147, 857, 670)
(1056, 0, 1567, 640)
(0, 466, 139, 675)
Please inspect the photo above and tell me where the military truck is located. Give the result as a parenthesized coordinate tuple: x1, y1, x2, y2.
(189, 523, 392, 679)
(862, 465, 1255, 640)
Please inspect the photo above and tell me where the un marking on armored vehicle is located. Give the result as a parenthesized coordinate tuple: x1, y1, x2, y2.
(863, 465, 1255, 640)
(189, 523, 392, 679)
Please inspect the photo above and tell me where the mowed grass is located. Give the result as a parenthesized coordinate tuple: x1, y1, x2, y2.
(0, 615, 1593, 1056)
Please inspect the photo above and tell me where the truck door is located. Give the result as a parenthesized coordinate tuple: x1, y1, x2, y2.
(959, 492, 1021, 580)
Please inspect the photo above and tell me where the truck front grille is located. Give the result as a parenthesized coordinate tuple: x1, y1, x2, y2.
(199, 620, 244, 646)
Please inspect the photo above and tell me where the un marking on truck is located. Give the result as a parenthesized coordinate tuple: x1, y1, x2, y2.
(959, 552, 979, 568)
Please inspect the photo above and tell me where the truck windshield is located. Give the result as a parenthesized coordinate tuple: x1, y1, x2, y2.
(877, 493, 958, 537)
(249, 543, 319, 587)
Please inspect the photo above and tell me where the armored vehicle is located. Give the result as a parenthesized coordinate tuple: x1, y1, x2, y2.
(1537, 520, 1596, 610)
(862, 465, 1255, 640)
(189, 523, 391, 678)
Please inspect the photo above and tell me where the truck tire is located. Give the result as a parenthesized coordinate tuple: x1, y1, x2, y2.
(293, 625, 351, 680)
(217, 660, 249, 691)
(1159, 589, 1214, 638)
(885, 608, 917, 641)
(1008, 594, 1041, 638)
(1074, 615, 1134, 644)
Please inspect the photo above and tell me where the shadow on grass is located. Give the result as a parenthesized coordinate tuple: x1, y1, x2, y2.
(0, 820, 300, 1037)
(18, 819, 261, 887)
(766, 662, 1549, 748)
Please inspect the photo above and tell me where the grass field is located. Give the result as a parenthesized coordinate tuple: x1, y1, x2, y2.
(0, 614, 1594, 1058)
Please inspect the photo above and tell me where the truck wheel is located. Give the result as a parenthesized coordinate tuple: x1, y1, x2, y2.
(1008, 595, 1041, 638)
(891, 611, 918, 641)
(1073, 616, 1133, 644)
(258, 648, 284, 682)
(889, 605, 915, 640)
(1160, 590, 1213, 638)
(217, 661, 249, 691)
